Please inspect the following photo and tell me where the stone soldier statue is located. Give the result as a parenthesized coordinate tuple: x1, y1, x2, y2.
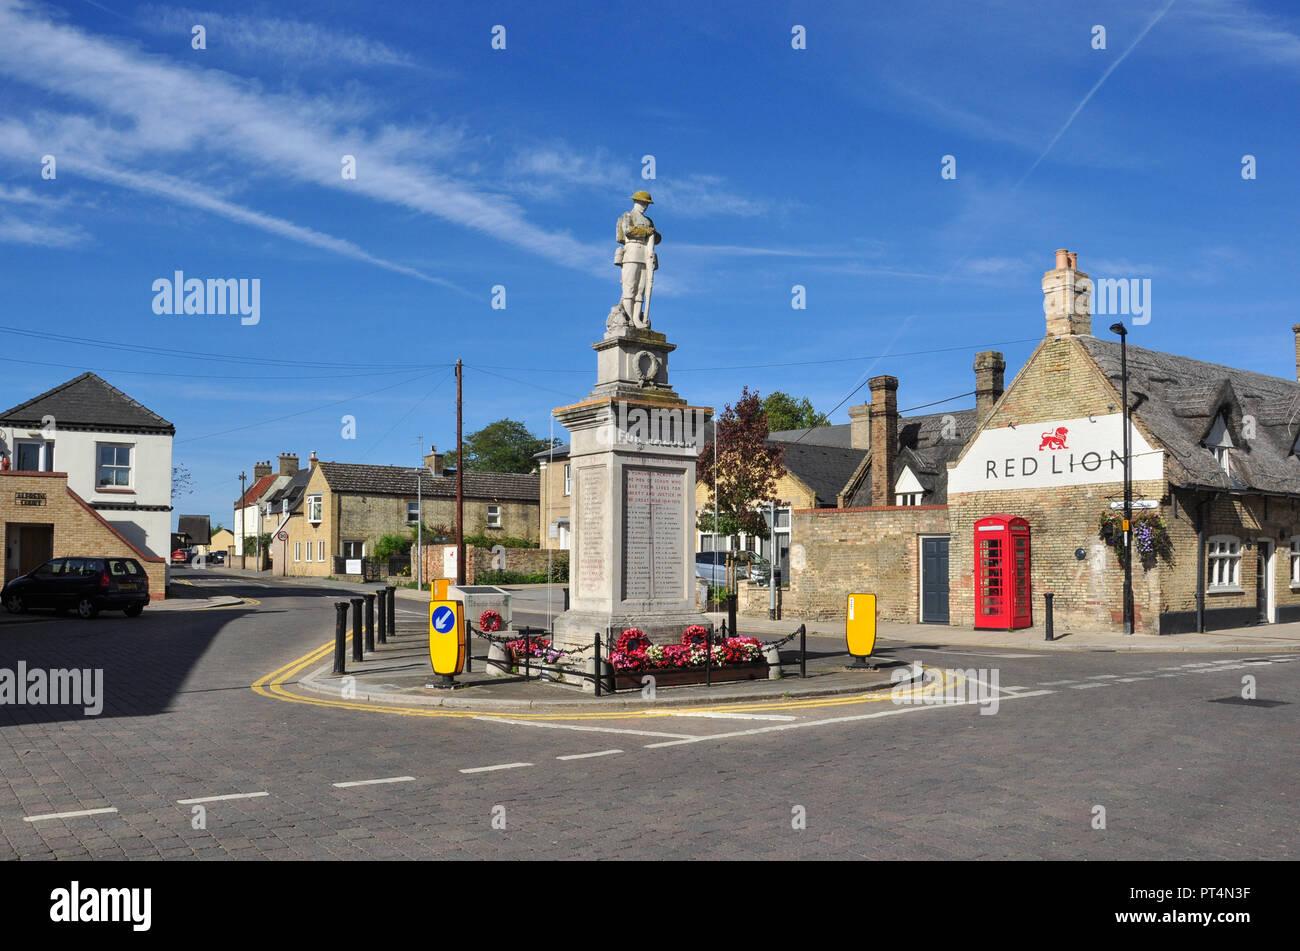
(610, 190, 661, 331)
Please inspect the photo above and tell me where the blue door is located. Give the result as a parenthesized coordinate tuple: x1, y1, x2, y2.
(921, 537, 950, 624)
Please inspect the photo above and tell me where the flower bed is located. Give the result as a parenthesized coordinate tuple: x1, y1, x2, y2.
(506, 635, 563, 665)
(606, 628, 767, 689)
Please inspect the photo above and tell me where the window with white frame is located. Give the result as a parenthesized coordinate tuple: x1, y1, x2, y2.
(1290, 537, 1300, 585)
(342, 540, 364, 559)
(303, 541, 312, 562)
(96, 443, 132, 487)
(294, 541, 301, 562)
(1205, 413, 1233, 475)
(14, 440, 54, 472)
(407, 501, 420, 524)
(1207, 535, 1242, 589)
(307, 494, 322, 523)
(564, 464, 572, 496)
(896, 493, 922, 506)
(486, 504, 501, 528)
(318, 540, 325, 562)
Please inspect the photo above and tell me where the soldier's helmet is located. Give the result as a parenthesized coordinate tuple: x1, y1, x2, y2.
(629, 190, 654, 205)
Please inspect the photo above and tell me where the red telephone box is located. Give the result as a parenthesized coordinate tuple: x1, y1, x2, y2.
(974, 515, 1031, 630)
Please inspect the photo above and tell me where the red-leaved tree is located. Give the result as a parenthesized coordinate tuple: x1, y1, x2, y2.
(696, 387, 786, 555)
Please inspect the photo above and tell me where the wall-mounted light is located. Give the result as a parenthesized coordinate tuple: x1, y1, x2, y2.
(1243, 540, 1254, 550)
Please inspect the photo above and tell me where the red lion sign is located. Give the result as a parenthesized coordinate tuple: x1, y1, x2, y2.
(1038, 427, 1069, 450)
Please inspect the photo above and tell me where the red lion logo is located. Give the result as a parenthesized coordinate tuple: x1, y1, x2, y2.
(1038, 427, 1069, 451)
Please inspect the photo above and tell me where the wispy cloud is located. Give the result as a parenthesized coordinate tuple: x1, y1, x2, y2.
(136, 5, 426, 70)
(0, 214, 88, 247)
(0, 1, 606, 277)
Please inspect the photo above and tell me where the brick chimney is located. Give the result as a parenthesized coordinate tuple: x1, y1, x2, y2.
(424, 445, 445, 477)
(973, 350, 1006, 425)
(868, 376, 899, 507)
(278, 453, 299, 476)
(308, 450, 317, 468)
(847, 403, 872, 450)
(252, 459, 272, 479)
(1292, 325, 1300, 382)
(1043, 248, 1092, 337)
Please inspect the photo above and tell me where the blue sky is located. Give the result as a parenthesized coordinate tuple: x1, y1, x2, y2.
(1, 0, 1298, 528)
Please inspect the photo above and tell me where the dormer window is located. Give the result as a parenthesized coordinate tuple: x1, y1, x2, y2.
(894, 465, 925, 507)
(1205, 413, 1233, 475)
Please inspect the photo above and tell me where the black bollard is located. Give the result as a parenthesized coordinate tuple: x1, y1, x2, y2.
(385, 584, 396, 637)
(593, 631, 602, 697)
(727, 593, 738, 643)
(376, 589, 388, 644)
(351, 598, 364, 662)
(563, 586, 570, 611)
(705, 626, 712, 687)
(799, 624, 807, 679)
(1045, 592, 1055, 641)
(364, 594, 376, 652)
(333, 602, 349, 674)
(524, 627, 531, 682)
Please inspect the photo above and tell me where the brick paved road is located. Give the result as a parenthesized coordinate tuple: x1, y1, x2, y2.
(1, 572, 1295, 859)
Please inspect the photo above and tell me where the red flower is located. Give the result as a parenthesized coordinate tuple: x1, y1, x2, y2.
(479, 609, 502, 632)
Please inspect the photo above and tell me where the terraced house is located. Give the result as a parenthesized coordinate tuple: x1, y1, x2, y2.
(274, 449, 540, 578)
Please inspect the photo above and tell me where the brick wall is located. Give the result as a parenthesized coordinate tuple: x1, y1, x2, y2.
(0, 471, 167, 599)
(419, 544, 566, 584)
(787, 504, 949, 621)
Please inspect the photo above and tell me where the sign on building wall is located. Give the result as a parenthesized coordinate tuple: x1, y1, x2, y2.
(948, 413, 1162, 495)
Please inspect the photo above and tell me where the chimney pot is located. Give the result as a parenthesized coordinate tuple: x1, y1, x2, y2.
(1044, 248, 1092, 338)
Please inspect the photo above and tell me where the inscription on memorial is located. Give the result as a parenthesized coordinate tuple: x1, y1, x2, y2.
(622, 467, 684, 601)
(577, 466, 606, 597)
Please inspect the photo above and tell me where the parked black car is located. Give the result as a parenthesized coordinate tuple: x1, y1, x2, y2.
(1, 556, 150, 618)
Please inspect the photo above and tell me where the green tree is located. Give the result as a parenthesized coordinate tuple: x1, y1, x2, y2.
(762, 391, 829, 432)
(697, 387, 786, 567)
(447, 419, 555, 473)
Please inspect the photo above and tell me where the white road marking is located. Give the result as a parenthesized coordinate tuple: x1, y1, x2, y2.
(642, 690, 1055, 748)
(556, 750, 623, 761)
(670, 711, 798, 721)
(1116, 677, 1151, 682)
(474, 716, 693, 739)
(1071, 682, 1111, 689)
(1086, 674, 1121, 679)
(913, 649, 1040, 658)
(177, 792, 269, 805)
(1039, 680, 1079, 686)
(460, 762, 532, 774)
(23, 807, 118, 823)
(332, 776, 416, 788)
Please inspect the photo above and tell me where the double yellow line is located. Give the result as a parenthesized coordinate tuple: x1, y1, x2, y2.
(251, 638, 949, 721)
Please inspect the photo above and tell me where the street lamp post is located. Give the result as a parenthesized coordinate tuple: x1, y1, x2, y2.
(1110, 322, 1133, 635)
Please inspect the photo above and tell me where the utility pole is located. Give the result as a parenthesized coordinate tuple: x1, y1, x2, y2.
(1111, 322, 1134, 635)
(238, 471, 246, 563)
(416, 433, 423, 590)
(456, 359, 465, 586)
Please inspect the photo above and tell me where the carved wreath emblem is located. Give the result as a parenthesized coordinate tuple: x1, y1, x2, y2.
(633, 350, 661, 384)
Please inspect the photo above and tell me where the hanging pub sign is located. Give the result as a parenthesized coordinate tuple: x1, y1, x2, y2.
(948, 414, 1162, 494)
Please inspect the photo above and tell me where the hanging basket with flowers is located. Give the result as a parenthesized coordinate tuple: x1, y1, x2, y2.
(1098, 509, 1173, 570)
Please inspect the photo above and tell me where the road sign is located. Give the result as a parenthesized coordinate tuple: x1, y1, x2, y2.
(432, 578, 449, 599)
(1109, 500, 1158, 510)
(846, 593, 877, 658)
(276, 530, 288, 541)
(428, 599, 466, 676)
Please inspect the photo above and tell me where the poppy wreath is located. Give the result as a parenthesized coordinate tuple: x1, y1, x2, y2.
(479, 609, 502, 633)
(615, 628, 650, 654)
(681, 625, 710, 647)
